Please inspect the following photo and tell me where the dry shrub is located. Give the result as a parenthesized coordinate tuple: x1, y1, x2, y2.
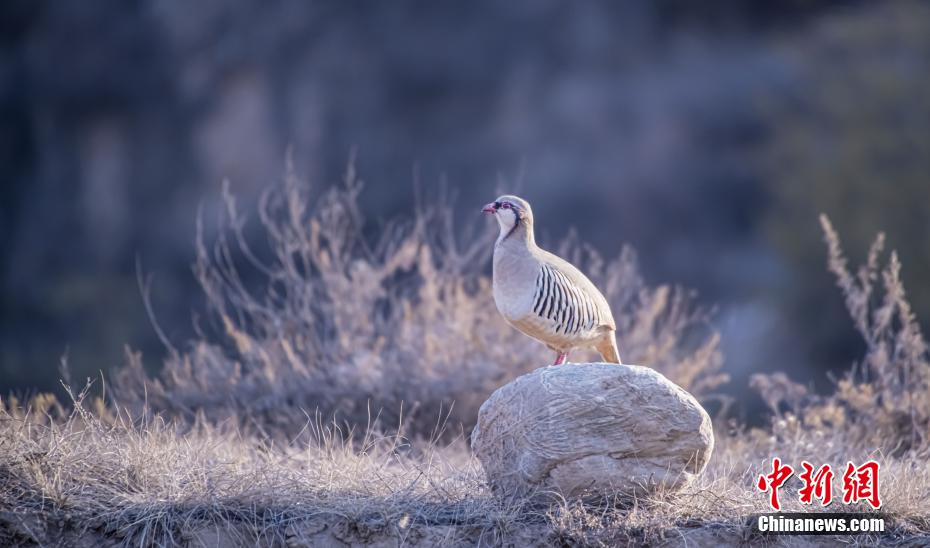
(752, 214, 930, 456)
(109, 160, 724, 438)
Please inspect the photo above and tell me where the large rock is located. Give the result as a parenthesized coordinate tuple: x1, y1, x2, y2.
(471, 363, 713, 500)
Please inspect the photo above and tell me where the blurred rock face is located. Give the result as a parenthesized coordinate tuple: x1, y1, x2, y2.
(471, 363, 713, 499)
(1, 0, 928, 421)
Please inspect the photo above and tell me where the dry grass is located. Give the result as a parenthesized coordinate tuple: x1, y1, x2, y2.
(0, 386, 499, 546)
(109, 159, 725, 438)
(2, 388, 928, 547)
(751, 215, 930, 457)
(2, 168, 930, 546)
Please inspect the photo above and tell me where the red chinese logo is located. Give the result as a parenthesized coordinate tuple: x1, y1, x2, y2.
(757, 458, 881, 510)
(757, 457, 794, 510)
(842, 460, 882, 509)
(798, 461, 834, 506)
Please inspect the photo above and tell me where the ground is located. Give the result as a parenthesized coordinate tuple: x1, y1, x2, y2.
(1, 399, 927, 547)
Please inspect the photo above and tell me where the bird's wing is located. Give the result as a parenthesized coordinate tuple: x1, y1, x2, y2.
(530, 253, 616, 335)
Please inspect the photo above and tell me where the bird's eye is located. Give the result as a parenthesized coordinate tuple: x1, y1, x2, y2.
(501, 202, 511, 209)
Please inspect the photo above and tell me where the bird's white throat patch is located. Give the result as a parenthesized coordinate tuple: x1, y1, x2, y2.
(494, 208, 519, 243)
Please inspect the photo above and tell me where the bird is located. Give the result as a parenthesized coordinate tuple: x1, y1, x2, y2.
(483, 194, 622, 365)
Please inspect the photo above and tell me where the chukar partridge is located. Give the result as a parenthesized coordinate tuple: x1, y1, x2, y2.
(483, 195, 622, 365)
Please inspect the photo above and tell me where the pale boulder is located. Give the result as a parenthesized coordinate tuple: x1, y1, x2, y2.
(471, 363, 714, 499)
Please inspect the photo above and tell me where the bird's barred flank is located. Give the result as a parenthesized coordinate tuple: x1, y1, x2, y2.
(533, 265, 597, 335)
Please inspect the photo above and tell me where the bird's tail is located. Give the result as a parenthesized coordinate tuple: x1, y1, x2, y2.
(595, 333, 622, 364)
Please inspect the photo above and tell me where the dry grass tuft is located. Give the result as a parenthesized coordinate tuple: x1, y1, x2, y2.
(752, 215, 930, 457)
(0, 384, 499, 546)
(109, 160, 725, 438)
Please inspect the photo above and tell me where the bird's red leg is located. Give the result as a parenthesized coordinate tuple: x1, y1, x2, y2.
(553, 352, 567, 365)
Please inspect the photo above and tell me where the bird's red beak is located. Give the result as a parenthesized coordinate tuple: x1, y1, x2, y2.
(482, 202, 497, 214)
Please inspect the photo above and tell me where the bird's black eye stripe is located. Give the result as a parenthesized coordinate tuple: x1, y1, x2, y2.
(494, 201, 502, 209)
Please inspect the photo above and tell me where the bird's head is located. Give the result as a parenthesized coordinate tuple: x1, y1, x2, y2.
(482, 195, 533, 233)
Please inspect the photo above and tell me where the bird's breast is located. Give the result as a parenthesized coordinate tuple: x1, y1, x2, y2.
(492, 251, 537, 321)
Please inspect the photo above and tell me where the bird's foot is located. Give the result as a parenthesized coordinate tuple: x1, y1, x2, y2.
(553, 352, 568, 365)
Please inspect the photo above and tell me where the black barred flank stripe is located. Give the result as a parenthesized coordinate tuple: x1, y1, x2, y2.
(570, 283, 584, 334)
(533, 268, 545, 314)
(557, 270, 569, 330)
(577, 285, 588, 333)
(553, 271, 564, 322)
(534, 266, 552, 317)
(585, 291, 593, 330)
(545, 267, 553, 313)
(544, 267, 557, 319)
(574, 287, 586, 333)
(583, 291, 594, 330)
(560, 272, 573, 331)
(553, 273, 564, 330)
(549, 272, 558, 327)
(565, 276, 578, 334)
(562, 285, 575, 333)
(559, 273, 575, 332)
